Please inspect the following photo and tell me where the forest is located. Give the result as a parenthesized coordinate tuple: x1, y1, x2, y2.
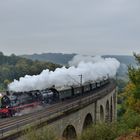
(0, 52, 61, 90)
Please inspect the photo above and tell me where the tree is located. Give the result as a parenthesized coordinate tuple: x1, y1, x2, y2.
(4, 79, 11, 89)
(125, 53, 140, 113)
(128, 53, 140, 98)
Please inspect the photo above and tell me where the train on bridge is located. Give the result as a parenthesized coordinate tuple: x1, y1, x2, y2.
(0, 77, 109, 118)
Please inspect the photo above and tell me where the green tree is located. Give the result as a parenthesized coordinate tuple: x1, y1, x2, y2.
(24, 127, 57, 140)
(0, 52, 61, 90)
(3, 79, 11, 89)
(124, 53, 140, 113)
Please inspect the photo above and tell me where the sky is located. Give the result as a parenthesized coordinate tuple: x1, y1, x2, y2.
(0, 0, 140, 56)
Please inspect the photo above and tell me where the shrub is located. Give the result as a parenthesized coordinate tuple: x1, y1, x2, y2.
(23, 126, 57, 140)
(79, 123, 118, 140)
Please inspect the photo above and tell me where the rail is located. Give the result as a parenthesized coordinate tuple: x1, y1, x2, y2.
(0, 81, 116, 140)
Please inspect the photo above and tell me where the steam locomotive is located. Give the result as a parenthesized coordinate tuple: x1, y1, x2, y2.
(0, 77, 109, 118)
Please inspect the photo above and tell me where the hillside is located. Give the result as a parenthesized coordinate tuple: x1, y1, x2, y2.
(0, 52, 61, 90)
(21, 53, 137, 79)
(22, 53, 76, 65)
(22, 53, 136, 66)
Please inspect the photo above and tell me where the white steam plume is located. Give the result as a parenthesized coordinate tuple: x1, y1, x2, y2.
(8, 55, 120, 92)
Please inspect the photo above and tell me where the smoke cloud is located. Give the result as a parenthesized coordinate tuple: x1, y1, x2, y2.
(8, 55, 120, 92)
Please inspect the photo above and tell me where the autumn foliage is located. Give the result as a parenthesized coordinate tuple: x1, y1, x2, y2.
(124, 53, 140, 113)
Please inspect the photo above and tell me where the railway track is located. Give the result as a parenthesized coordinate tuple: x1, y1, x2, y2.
(0, 81, 116, 139)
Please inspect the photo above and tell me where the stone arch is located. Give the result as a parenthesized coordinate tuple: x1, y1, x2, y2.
(100, 105, 104, 122)
(62, 125, 77, 140)
(110, 96, 113, 122)
(105, 100, 110, 122)
(83, 113, 93, 130)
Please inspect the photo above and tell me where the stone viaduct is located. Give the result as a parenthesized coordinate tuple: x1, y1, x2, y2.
(49, 84, 117, 140)
(0, 81, 117, 140)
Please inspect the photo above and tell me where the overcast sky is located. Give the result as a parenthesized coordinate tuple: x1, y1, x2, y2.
(0, 0, 140, 56)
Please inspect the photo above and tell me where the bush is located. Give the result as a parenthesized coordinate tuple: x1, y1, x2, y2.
(23, 126, 57, 140)
(79, 123, 118, 140)
(118, 109, 140, 134)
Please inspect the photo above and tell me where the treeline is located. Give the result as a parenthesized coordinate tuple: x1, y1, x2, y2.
(0, 52, 61, 90)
